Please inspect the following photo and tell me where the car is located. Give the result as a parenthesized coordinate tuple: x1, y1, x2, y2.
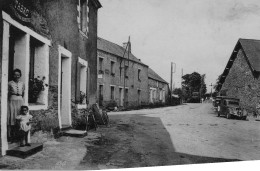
(213, 96, 224, 112)
(217, 97, 247, 120)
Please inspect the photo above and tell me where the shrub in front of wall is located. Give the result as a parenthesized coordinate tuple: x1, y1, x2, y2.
(71, 107, 88, 130)
(30, 109, 59, 135)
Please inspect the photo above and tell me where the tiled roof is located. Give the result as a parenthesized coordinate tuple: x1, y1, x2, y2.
(97, 37, 147, 66)
(239, 39, 260, 71)
(148, 68, 168, 84)
(216, 38, 260, 91)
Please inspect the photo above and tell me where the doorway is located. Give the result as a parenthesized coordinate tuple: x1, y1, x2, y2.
(119, 88, 123, 106)
(58, 46, 72, 129)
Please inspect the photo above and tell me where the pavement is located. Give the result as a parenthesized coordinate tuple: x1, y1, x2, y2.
(1, 103, 260, 170)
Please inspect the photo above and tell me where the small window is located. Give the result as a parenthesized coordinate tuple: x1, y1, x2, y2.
(125, 66, 129, 78)
(138, 69, 141, 81)
(79, 0, 89, 36)
(111, 61, 115, 76)
(99, 57, 104, 74)
(110, 86, 115, 100)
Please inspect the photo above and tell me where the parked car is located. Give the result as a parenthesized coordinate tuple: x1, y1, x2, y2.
(217, 97, 247, 120)
(213, 96, 224, 111)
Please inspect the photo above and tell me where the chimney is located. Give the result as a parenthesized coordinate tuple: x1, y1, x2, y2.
(123, 41, 131, 53)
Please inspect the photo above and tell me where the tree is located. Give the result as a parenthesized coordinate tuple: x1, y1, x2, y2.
(182, 72, 207, 101)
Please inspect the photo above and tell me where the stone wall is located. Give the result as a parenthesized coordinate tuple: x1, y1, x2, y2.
(221, 49, 260, 112)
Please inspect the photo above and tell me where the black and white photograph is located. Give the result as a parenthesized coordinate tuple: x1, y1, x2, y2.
(0, 0, 260, 170)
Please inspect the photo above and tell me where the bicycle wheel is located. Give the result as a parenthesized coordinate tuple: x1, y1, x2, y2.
(102, 111, 109, 126)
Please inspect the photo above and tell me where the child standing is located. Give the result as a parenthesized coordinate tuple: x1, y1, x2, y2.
(16, 106, 32, 147)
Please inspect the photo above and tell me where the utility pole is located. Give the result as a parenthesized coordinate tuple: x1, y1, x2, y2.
(170, 62, 176, 105)
(209, 83, 213, 98)
(123, 36, 130, 108)
(181, 68, 183, 104)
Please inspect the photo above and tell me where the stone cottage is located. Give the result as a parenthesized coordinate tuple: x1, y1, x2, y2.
(148, 68, 169, 104)
(216, 38, 260, 112)
(0, 0, 101, 155)
(97, 37, 149, 108)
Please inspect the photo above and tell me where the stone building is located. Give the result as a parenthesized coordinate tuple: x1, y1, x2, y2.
(216, 38, 260, 111)
(148, 68, 169, 104)
(0, 0, 101, 155)
(97, 37, 149, 108)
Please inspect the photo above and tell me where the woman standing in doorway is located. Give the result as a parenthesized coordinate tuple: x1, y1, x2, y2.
(8, 69, 25, 142)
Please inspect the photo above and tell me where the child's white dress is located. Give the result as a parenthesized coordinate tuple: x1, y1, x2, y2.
(16, 114, 33, 132)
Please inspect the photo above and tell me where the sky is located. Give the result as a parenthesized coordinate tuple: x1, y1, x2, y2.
(97, 0, 260, 93)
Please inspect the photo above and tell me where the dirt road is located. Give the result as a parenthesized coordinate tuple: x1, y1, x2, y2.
(77, 103, 260, 169)
(1, 103, 260, 169)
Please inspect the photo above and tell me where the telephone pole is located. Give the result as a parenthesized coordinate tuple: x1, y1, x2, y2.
(170, 62, 176, 104)
(181, 68, 183, 104)
(209, 83, 213, 98)
(123, 36, 130, 108)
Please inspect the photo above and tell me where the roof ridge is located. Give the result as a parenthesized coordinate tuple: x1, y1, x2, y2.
(239, 38, 260, 42)
(98, 37, 126, 51)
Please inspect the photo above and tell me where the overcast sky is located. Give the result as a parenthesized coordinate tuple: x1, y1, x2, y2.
(98, 0, 260, 93)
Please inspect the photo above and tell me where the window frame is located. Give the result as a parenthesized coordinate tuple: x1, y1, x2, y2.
(77, 57, 88, 109)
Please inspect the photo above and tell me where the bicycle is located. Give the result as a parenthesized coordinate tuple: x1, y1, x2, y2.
(83, 107, 98, 131)
(92, 103, 109, 127)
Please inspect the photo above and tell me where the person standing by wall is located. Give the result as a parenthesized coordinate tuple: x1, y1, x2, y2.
(7, 69, 25, 142)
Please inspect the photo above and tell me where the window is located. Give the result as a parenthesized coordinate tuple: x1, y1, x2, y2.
(79, 0, 89, 36)
(78, 57, 88, 108)
(99, 84, 103, 106)
(125, 88, 129, 105)
(28, 36, 49, 107)
(111, 61, 115, 76)
(125, 66, 129, 79)
(138, 69, 141, 81)
(98, 57, 104, 74)
(110, 86, 115, 100)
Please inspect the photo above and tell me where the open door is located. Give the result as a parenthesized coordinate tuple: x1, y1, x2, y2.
(58, 46, 72, 129)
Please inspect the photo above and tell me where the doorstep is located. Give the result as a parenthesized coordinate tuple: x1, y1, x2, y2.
(6, 143, 43, 159)
(62, 129, 88, 138)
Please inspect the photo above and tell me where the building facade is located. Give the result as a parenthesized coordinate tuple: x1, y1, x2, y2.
(216, 39, 260, 112)
(148, 68, 169, 104)
(97, 37, 149, 108)
(0, 0, 101, 155)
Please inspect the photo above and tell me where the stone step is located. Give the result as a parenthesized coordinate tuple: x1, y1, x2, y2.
(62, 129, 87, 138)
(61, 125, 72, 131)
(6, 143, 43, 159)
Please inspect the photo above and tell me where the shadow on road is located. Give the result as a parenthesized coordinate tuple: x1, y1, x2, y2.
(78, 112, 241, 169)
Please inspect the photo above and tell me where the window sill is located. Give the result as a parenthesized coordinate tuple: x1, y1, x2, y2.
(79, 30, 88, 39)
(29, 103, 48, 111)
(77, 104, 87, 109)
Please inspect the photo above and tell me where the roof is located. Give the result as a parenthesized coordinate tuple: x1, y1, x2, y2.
(216, 38, 260, 91)
(148, 68, 168, 84)
(91, 0, 102, 8)
(97, 37, 148, 67)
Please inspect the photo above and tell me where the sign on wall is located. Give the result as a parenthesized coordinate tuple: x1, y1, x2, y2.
(9, 0, 32, 23)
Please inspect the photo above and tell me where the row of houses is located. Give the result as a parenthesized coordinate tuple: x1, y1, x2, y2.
(216, 38, 260, 112)
(97, 37, 169, 108)
(0, 0, 169, 155)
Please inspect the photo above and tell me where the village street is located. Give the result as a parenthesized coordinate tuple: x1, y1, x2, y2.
(1, 103, 260, 169)
(76, 103, 260, 169)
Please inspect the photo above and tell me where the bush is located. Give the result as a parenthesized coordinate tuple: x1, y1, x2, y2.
(71, 107, 87, 130)
(30, 109, 59, 135)
(106, 100, 118, 111)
